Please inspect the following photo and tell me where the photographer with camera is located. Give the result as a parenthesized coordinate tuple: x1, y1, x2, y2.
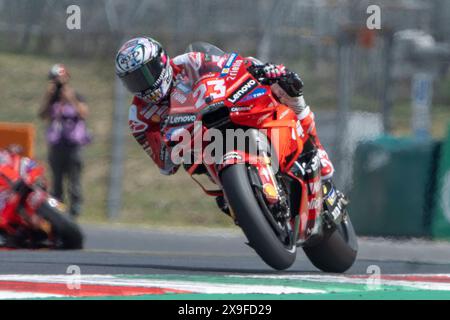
(39, 64, 91, 218)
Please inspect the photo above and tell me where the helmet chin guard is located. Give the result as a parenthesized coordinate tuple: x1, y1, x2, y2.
(136, 59, 173, 104)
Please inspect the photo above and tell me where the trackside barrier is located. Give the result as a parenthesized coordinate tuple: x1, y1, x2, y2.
(0, 122, 35, 157)
(432, 124, 450, 239)
(349, 135, 441, 237)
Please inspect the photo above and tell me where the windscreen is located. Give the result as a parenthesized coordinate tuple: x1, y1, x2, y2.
(177, 42, 229, 88)
(184, 42, 226, 57)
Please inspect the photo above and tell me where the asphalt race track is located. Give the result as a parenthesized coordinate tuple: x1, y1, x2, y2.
(0, 224, 449, 275)
(0, 224, 450, 299)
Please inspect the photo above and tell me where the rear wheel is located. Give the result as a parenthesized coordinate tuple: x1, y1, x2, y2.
(221, 164, 296, 270)
(37, 201, 84, 250)
(303, 213, 358, 273)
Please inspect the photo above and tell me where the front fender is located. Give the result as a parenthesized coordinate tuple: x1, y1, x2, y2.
(216, 128, 273, 173)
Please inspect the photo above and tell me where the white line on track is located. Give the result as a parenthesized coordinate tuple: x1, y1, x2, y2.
(0, 291, 62, 299)
(229, 274, 450, 291)
(0, 275, 325, 295)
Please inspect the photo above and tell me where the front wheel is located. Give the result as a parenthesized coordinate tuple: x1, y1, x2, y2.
(221, 164, 296, 270)
(303, 213, 358, 273)
(37, 200, 84, 250)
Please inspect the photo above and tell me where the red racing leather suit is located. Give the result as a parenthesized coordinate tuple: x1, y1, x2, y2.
(128, 52, 334, 179)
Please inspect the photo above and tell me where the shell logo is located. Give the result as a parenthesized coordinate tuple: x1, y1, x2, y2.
(263, 183, 278, 200)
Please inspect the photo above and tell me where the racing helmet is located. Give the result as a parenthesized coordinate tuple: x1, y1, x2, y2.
(115, 37, 172, 104)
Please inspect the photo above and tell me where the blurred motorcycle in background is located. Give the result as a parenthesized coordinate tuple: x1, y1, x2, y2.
(0, 146, 83, 249)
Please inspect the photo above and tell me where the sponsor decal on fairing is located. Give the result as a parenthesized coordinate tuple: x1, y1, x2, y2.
(305, 154, 320, 173)
(308, 181, 322, 194)
(206, 101, 225, 109)
(325, 187, 337, 206)
(240, 87, 267, 103)
(227, 79, 258, 104)
(220, 53, 238, 77)
(225, 59, 243, 81)
(230, 106, 252, 113)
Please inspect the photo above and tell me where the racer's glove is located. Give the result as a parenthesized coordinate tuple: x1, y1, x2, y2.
(277, 71, 304, 97)
(159, 116, 181, 176)
(249, 63, 304, 97)
(248, 63, 285, 84)
(160, 114, 175, 144)
(262, 63, 287, 79)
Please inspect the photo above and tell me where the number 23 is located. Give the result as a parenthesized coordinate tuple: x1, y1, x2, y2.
(193, 79, 226, 108)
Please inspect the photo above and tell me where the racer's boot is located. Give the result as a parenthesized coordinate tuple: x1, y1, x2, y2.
(297, 107, 349, 225)
(297, 107, 334, 180)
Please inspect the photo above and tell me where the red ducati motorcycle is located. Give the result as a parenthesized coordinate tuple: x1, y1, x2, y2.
(0, 148, 83, 249)
(163, 43, 357, 271)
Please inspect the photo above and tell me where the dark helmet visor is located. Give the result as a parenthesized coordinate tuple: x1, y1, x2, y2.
(119, 58, 164, 94)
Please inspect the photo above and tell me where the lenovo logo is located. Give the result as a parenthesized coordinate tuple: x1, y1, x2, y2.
(227, 79, 257, 104)
(168, 114, 197, 125)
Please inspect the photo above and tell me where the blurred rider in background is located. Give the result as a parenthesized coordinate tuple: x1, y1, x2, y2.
(38, 64, 91, 218)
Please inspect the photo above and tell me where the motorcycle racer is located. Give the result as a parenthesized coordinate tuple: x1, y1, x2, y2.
(115, 37, 335, 181)
(114, 37, 357, 271)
